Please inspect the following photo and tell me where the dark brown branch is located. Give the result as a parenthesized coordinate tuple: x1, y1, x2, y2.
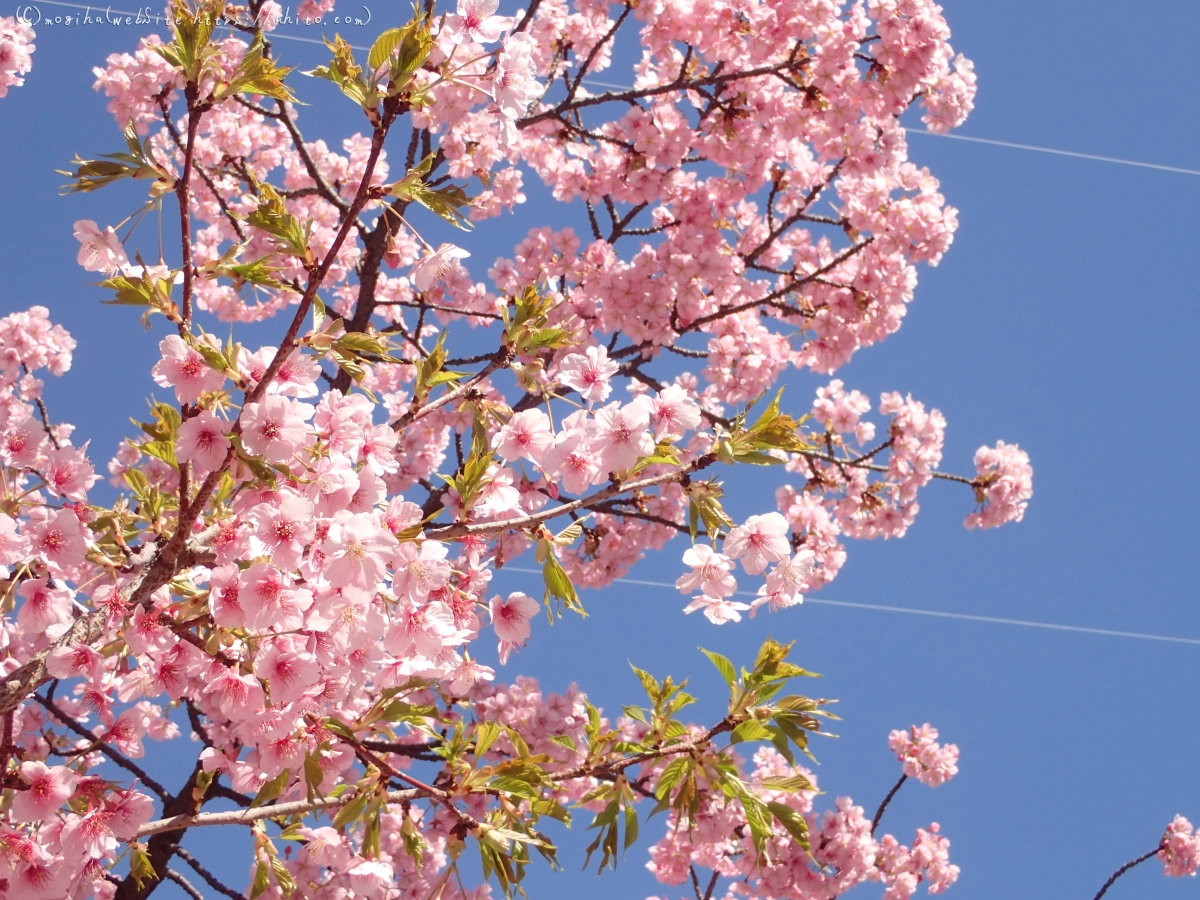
(22, 363, 62, 450)
(163, 870, 204, 900)
(870, 773, 906, 835)
(174, 846, 245, 900)
(34, 693, 171, 802)
(520, 59, 812, 128)
(1092, 845, 1164, 900)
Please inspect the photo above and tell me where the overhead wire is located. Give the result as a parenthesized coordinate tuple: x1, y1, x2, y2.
(25, 1, 1199, 177)
(25, 1, 1200, 647)
(499, 567, 1200, 647)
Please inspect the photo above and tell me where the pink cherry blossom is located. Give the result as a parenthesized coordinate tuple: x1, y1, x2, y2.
(16, 577, 73, 635)
(240, 395, 313, 463)
(593, 401, 654, 473)
(676, 543, 737, 598)
(724, 512, 791, 575)
(965, 441, 1034, 530)
(29, 508, 88, 569)
(682, 594, 751, 625)
(557, 345, 619, 404)
(257, 636, 321, 704)
(492, 408, 554, 464)
(152, 334, 226, 404)
(490, 591, 540, 661)
(411, 243, 470, 292)
(442, 0, 514, 45)
(639, 383, 703, 439)
(322, 511, 399, 589)
(392, 539, 452, 601)
(0, 16, 35, 99)
(248, 492, 316, 569)
(176, 408, 232, 470)
(72, 220, 127, 273)
(543, 431, 602, 495)
(1159, 815, 1200, 877)
(11, 761, 77, 822)
(493, 33, 540, 119)
(889, 724, 960, 788)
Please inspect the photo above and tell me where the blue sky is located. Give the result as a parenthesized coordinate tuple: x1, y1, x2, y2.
(0, 1, 1197, 898)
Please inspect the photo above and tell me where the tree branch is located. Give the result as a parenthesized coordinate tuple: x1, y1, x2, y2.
(136, 788, 422, 838)
(870, 773, 906, 835)
(1092, 845, 1164, 900)
(34, 693, 171, 802)
(174, 846, 245, 900)
(424, 452, 717, 540)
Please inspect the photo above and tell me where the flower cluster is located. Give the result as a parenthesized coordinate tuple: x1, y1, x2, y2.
(889, 724, 960, 788)
(1159, 815, 1200, 878)
(965, 440, 1034, 530)
(0, 0, 1113, 895)
(0, 16, 34, 99)
(645, 742, 959, 900)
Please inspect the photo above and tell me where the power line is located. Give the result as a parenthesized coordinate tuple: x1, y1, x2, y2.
(909, 130, 1200, 177)
(29, 1, 1198, 178)
(499, 566, 1200, 647)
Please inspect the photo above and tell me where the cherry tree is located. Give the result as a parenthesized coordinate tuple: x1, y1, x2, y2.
(0, 1, 1192, 899)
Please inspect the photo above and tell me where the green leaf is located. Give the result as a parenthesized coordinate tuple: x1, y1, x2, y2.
(766, 800, 811, 854)
(305, 34, 379, 110)
(304, 752, 325, 801)
(760, 774, 817, 793)
(251, 768, 290, 808)
(140, 440, 178, 470)
(249, 858, 271, 900)
(331, 789, 370, 828)
(699, 647, 736, 685)
(246, 182, 310, 257)
(736, 784, 775, 861)
(654, 757, 690, 801)
(622, 704, 648, 724)
(629, 664, 660, 701)
(490, 775, 542, 799)
(474, 721, 501, 758)
(270, 856, 297, 897)
(368, 27, 404, 72)
(730, 720, 774, 744)
(217, 31, 295, 101)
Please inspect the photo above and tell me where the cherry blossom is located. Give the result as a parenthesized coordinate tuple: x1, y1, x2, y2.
(10, 762, 77, 823)
(0, 16, 35, 99)
(411, 243, 471, 292)
(683, 594, 751, 624)
(724, 513, 791, 575)
(676, 543, 737, 598)
(490, 591, 540, 662)
(557, 345, 619, 404)
(176, 408, 232, 470)
(889, 724, 960, 788)
(1159, 815, 1200, 878)
(240, 395, 313, 462)
(72, 220, 128, 274)
(151, 334, 225, 403)
(442, 0, 515, 45)
(492, 408, 554, 464)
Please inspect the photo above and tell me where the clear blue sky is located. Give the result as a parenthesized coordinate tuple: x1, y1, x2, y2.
(0, 1, 1197, 898)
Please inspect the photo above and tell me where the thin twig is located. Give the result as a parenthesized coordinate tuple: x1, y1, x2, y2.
(174, 846, 245, 900)
(1092, 845, 1164, 900)
(164, 869, 205, 900)
(34, 693, 171, 802)
(870, 773, 906, 835)
(136, 788, 422, 837)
